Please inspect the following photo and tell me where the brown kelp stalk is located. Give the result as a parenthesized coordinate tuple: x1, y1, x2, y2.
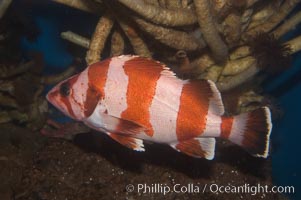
(246, 0, 301, 38)
(52, 0, 102, 14)
(194, 0, 229, 63)
(110, 29, 125, 56)
(216, 33, 301, 91)
(118, 0, 197, 26)
(0, 0, 12, 19)
(61, 31, 90, 49)
(273, 11, 301, 38)
(285, 35, 301, 54)
(134, 17, 205, 51)
(118, 20, 152, 57)
(49, 0, 301, 95)
(86, 12, 114, 65)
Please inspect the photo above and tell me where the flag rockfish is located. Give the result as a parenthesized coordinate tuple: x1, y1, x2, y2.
(47, 55, 272, 160)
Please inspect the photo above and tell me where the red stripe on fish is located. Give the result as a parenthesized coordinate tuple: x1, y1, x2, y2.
(220, 116, 234, 139)
(176, 80, 212, 141)
(87, 58, 111, 99)
(84, 59, 111, 117)
(121, 57, 163, 136)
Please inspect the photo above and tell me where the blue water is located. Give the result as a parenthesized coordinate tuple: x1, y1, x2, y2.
(18, 1, 301, 199)
(21, 17, 73, 72)
(264, 18, 301, 199)
(19, 1, 97, 123)
(19, 0, 97, 73)
(271, 80, 301, 200)
(267, 52, 301, 200)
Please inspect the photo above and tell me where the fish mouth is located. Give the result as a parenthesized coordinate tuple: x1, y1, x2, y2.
(46, 86, 60, 108)
(46, 92, 51, 103)
(46, 88, 56, 104)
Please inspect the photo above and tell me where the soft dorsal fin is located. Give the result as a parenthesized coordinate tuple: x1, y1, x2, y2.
(183, 80, 224, 115)
(206, 80, 225, 115)
(161, 65, 178, 78)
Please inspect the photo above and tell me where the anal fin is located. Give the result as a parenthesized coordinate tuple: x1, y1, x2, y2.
(107, 132, 145, 152)
(170, 138, 216, 160)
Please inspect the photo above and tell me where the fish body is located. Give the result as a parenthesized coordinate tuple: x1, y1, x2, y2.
(47, 55, 272, 160)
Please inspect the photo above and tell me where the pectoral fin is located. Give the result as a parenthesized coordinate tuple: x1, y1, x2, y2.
(85, 111, 146, 135)
(113, 116, 147, 135)
(170, 138, 216, 160)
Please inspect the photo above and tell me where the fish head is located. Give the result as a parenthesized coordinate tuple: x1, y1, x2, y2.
(47, 74, 87, 121)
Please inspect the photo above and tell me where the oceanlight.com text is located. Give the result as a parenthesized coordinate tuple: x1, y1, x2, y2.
(125, 183, 294, 196)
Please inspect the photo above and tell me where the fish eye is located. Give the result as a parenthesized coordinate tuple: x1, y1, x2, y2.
(60, 82, 71, 97)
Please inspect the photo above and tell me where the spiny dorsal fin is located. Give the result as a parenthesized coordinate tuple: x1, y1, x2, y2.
(121, 55, 178, 79)
(122, 55, 164, 71)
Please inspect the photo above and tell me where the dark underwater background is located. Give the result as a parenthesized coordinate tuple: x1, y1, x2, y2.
(1, 0, 300, 199)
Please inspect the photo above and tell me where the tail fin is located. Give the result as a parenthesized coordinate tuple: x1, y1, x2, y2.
(221, 107, 272, 158)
